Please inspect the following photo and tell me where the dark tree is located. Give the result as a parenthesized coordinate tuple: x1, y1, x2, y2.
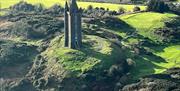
(147, 0, 169, 13)
(10, 1, 35, 12)
(87, 5, 93, 11)
(133, 6, 141, 12)
(118, 7, 126, 14)
(34, 3, 44, 12)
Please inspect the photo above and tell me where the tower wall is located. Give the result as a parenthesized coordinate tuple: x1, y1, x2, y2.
(68, 13, 76, 49)
(64, 10, 69, 47)
(76, 13, 82, 47)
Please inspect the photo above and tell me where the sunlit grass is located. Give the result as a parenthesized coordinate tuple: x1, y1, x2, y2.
(129, 45, 180, 79)
(119, 12, 178, 40)
(117, 12, 180, 79)
(43, 35, 124, 77)
(154, 45, 180, 71)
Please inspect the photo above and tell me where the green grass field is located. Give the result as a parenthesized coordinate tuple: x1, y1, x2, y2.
(117, 12, 180, 79)
(0, 0, 146, 11)
(155, 45, 180, 72)
(119, 12, 178, 41)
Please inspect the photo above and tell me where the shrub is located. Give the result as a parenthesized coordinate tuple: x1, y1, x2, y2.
(10, 1, 35, 12)
(126, 58, 136, 67)
(133, 6, 141, 12)
(108, 64, 123, 77)
(168, 0, 178, 1)
(34, 3, 44, 13)
(45, 4, 64, 16)
(87, 5, 93, 11)
(118, 7, 126, 14)
(83, 6, 118, 18)
(154, 17, 180, 42)
(168, 3, 180, 15)
(0, 41, 38, 66)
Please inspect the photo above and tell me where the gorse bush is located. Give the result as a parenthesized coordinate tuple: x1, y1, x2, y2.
(10, 1, 35, 12)
(154, 16, 180, 42)
(8, 1, 64, 16)
(87, 5, 93, 11)
(83, 6, 118, 18)
(118, 7, 126, 14)
(0, 41, 38, 66)
(7, 15, 64, 39)
(133, 6, 141, 12)
(34, 3, 44, 13)
(44, 4, 64, 16)
(79, 0, 146, 4)
(168, 2, 180, 15)
(0, 78, 9, 91)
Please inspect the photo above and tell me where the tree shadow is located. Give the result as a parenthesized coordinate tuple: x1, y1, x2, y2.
(83, 17, 135, 34)
(143, 53, 167, 63)
(82, 17, 178, 80)
(131, 55, 167, 79)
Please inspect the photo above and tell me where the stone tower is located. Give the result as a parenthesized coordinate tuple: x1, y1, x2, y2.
(64, 0, 82, 49)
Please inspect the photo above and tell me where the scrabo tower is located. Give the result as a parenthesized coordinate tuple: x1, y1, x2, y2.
(64, 0, 82, 49)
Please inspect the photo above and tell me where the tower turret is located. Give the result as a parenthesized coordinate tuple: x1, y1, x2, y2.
(69, 0, 78, 13)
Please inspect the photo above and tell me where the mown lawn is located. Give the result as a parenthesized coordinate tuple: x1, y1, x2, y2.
(0, 0, 146, 11)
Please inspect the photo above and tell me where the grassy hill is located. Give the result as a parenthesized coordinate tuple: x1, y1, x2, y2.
(42, 35, 126, 77)
(29, 35, 127, 90)
(0, 0, 180, 90)
(119, 12, 177, 41)
(116, 12, 180, 79)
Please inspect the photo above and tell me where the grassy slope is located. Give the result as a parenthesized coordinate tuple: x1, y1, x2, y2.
(130, 44, 180, 79)
(117, 12, 180, 79)
(155, 45, 180, 72)
(43, 35, 125, 77)
(119, 12, 177, 41)
(0, 0, 146, 11)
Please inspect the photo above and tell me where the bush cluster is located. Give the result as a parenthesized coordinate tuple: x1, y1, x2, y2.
(147, 0, 169, 13)
(79, 0, 146, 4)
(0, 41, 38, 66)
(168, 2, 180, 15)
(83, 5, 118, 18)
(8, 1, 143, 18)
(133, 6, 141, 12)
(9, 1, 64, 16)
(154, 17, 180, 42)
(7, 15, 64, 39)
